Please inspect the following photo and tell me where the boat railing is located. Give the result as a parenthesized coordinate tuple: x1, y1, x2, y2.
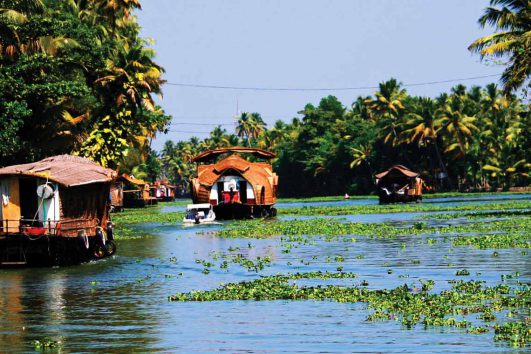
(0, 218, 99, 237)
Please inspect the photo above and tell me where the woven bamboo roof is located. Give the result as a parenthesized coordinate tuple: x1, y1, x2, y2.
(192, 147, 276, 162)
(0, 155, 116, 187)
(375, 165, 420, 179)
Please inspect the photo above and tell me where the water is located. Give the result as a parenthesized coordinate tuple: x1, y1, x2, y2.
(1, 196, 529, 352)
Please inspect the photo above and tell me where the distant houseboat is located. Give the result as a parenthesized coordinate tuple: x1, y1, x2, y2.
(110, 180, 124, 212)
(375, 165, 423, 204)
(191, 147, 279, 219)
(151, 181, 176, 202)
(117, 174, 157, 208)
(0, 155, 116, 266)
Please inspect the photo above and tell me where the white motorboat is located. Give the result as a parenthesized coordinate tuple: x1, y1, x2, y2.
(183, 203, 216, 224)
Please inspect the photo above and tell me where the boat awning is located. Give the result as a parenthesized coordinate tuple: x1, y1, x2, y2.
(192, 147, 276, 162)
(375, 165, 420, 179)
(0, 155, 116, 187)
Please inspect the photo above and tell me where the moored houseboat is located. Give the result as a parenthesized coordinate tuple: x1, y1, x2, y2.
(0, 155, 117, 266)
(117, 173, 157, 208)
(151, 180, 176, 202)
(110, 180, 124, 212)
(191, 147, 279, 219)
(375, 165, 423, 204)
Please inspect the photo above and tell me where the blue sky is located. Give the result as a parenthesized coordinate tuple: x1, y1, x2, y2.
(135, 0, 499, 151)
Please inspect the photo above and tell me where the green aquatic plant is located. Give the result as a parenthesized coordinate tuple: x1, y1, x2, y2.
(494, 321, 530, 348)
(456, 269, 471, 276)
(33, 338, 61, 350)
(280, 200, 531, 217)
(169, 275, 529, 347)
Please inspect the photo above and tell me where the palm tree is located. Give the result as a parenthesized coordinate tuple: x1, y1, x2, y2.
(0, 1, 77, 60)
(483, 140, 529, 189)
(435, 96, 479, 158)
(235, 112, 266, 146)
(94, 41, 163, 113)
(235, 112, 252, 146)
(350, 144, 373, 176)
(401, 97, 438, 147)
(248, 112, 267, 144)
(365, 78, 407, 145)
(350, 96, 373, 120)
(400, 97, 450, 187)
(469, 0, 531, 94)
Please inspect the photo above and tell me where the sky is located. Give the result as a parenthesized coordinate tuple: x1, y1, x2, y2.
(135, 0, 500, 151)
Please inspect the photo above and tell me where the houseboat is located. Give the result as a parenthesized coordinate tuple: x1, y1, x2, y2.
(151, 181, 176, 202)
(191, 147, 279, 219)
(117, 173, 157, 208)
(110, 180, 124, 212)
(375, 165, 423, 204)
(0, 155, 116, 266)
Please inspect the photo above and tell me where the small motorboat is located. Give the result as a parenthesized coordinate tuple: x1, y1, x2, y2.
(183, 203, 216, 224)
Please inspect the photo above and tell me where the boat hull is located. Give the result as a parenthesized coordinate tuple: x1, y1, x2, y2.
(213, 203, 277, 220)
(0, 233, 115, 267)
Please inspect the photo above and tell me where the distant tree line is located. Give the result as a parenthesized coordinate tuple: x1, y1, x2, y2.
(160, 81, 529, 196)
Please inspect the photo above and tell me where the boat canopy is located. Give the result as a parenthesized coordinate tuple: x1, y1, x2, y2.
(0, 155, 115, 187)
(118, 173, 149, 186)
(375, 165, 420, 179)
(192, 147, 276, 163)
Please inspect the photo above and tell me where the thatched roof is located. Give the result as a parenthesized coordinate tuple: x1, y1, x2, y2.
(0, 155, 115, 187)
(118, 173, 149, 186)
(192, 147, 276, 163)
(375, 165, 420, 179)
(192, 154, 278, 205)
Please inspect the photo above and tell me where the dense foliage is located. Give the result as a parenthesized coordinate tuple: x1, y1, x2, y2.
(469, 0, 530, 94)
(160, 82, 529, 196)
(0, 0, 170, 168)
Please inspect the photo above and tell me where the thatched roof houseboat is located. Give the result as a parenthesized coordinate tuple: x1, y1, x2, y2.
(117, 173, 156, 208)
(0, 155, 117, 266)
(375, 165, 423, 204)
(151, 180, 176, 202)
(191, 147, 279, 219)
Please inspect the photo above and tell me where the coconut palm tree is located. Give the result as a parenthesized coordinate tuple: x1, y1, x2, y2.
(235, 112, 252, 146)
(469, 0, 531, 94)
(350, 144, 374, 176)
(247, 112, 267, 143)
(435, 96, 479, 158)
(365, 78, 407, 145)
(235, 112, 266, 146)
(483, 140, 529, 189)
(94, 41, 163, 113)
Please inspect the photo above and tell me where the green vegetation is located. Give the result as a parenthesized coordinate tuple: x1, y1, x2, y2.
(469, 0, 530, 94)
(161, 82, 529, 197)
(33, 338, 62, 350)
(281, 200, 531, 216)
(0, 0, 170, 169)
(169, 276, 530, 347)
(112, 206, 183, 225)
(214, 215, 530, 250)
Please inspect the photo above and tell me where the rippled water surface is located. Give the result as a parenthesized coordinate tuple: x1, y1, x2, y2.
(1, 195, 529, 352)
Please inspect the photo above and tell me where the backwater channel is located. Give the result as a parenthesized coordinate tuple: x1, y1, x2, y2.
(0, 194, 529, 352)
